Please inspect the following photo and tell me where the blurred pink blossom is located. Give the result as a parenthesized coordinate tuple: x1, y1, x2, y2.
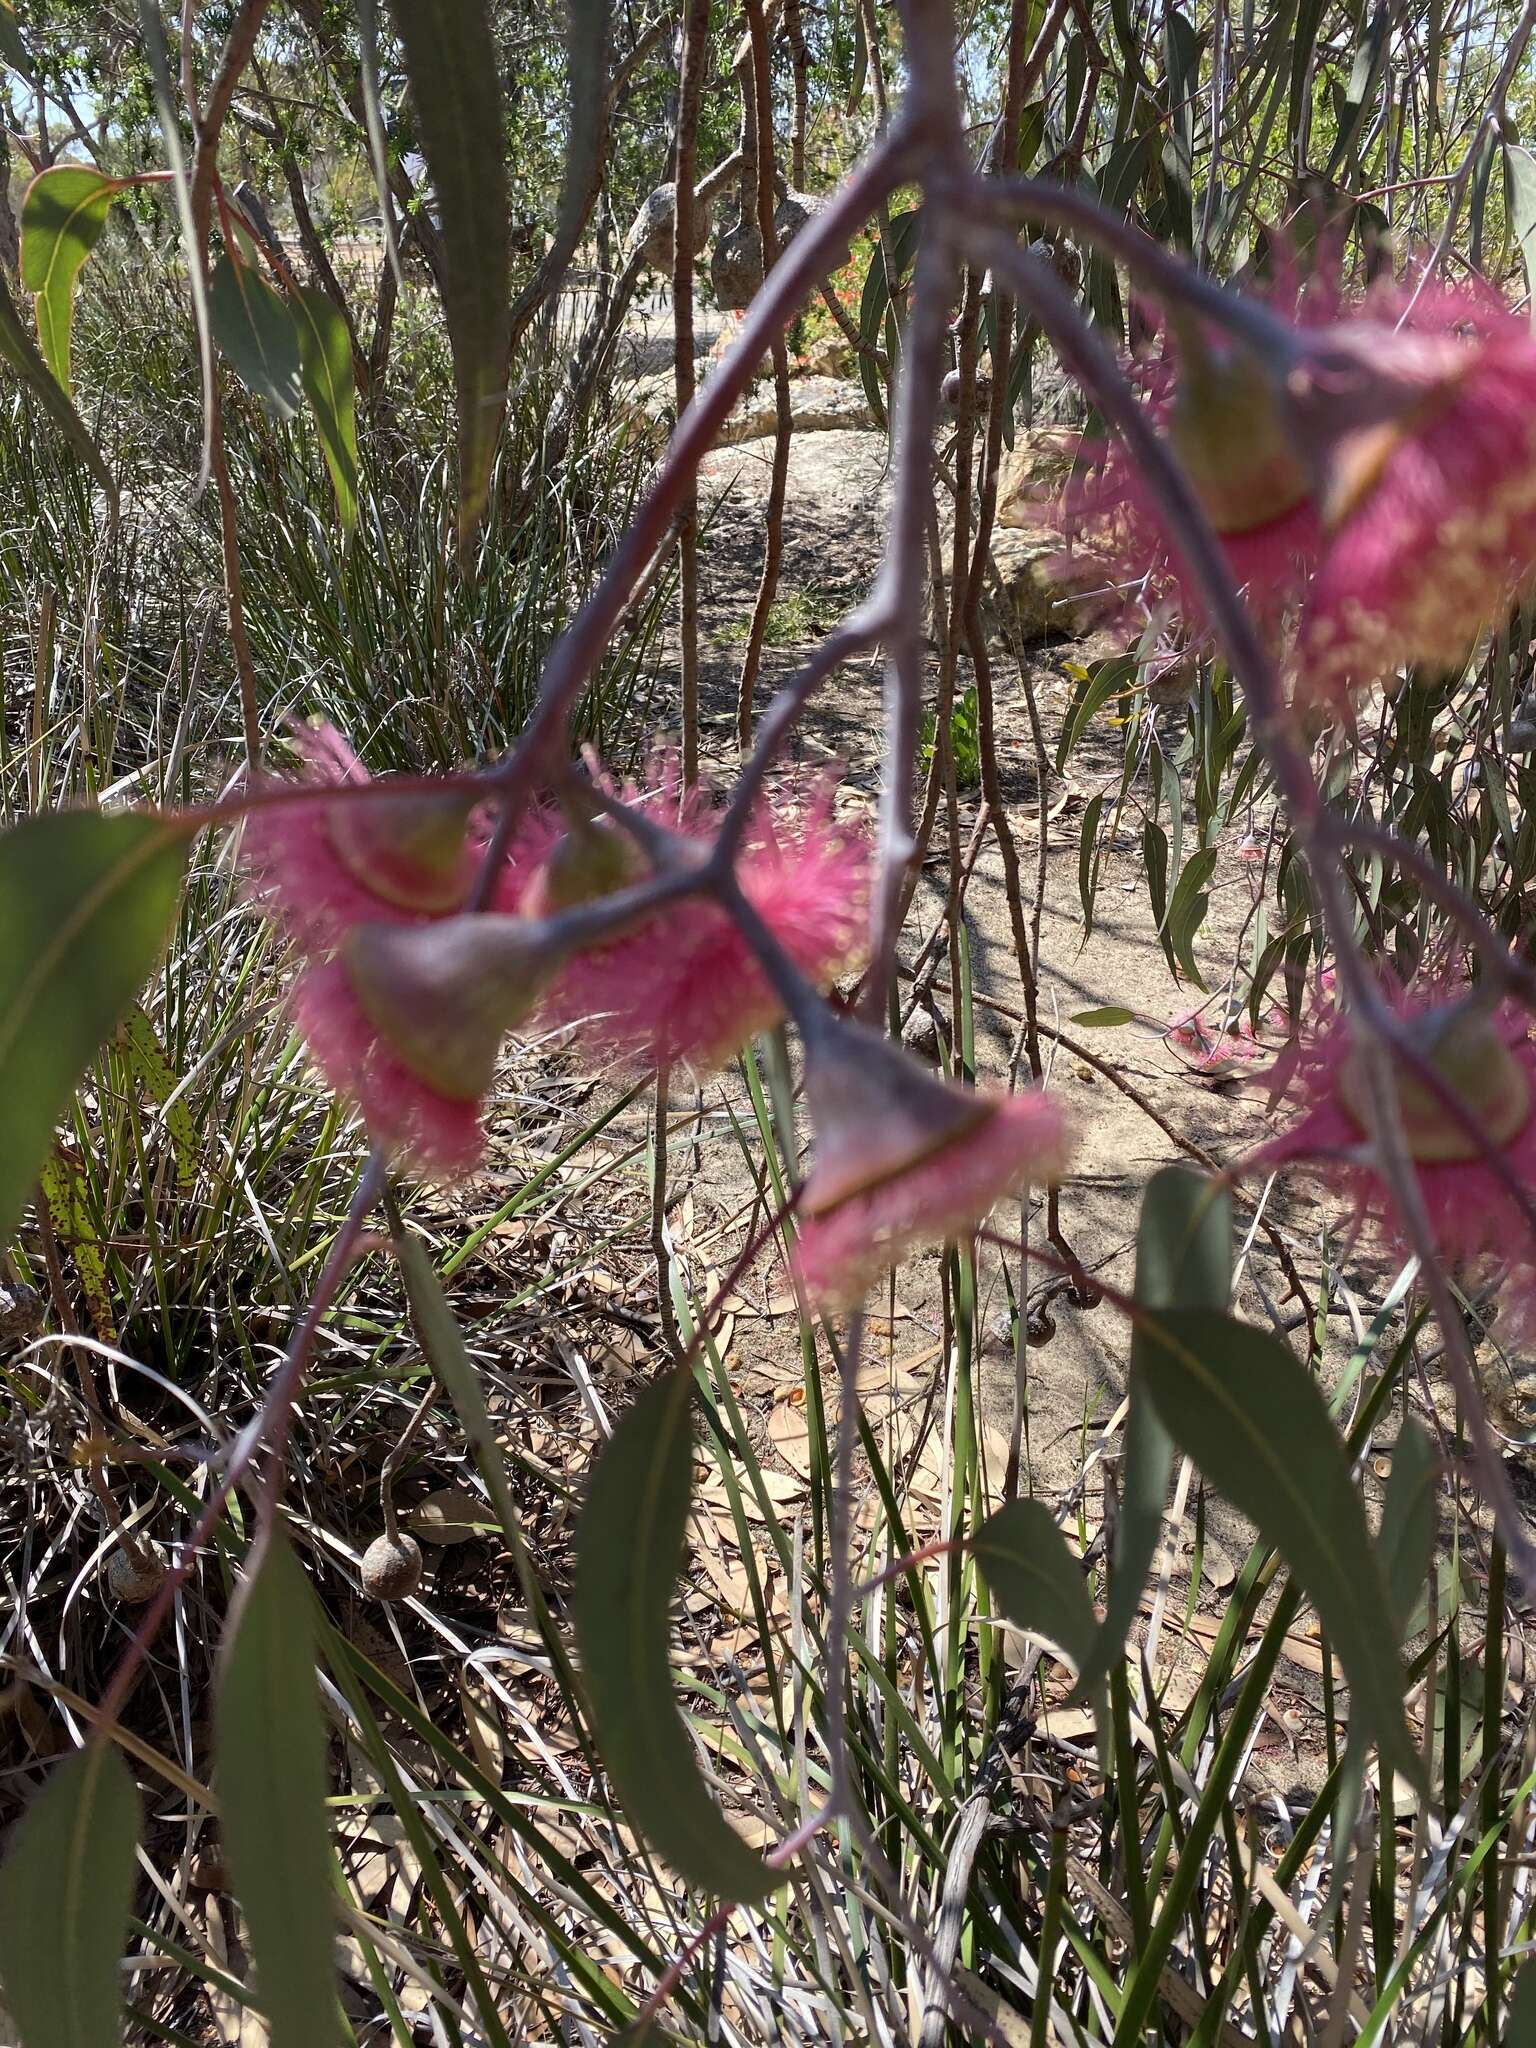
(787, 1019, 1074, 1307)
(497, 760, 869, 1073)
(240, 721, 480, 945)
(1297, 278, 1536, 702)
(1250, 989, 1536, 1307)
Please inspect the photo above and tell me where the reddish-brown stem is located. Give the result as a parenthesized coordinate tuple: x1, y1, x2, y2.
(733, 0, 794, 755)
(864, 227, 960, 1020)
(672, 0, 711, 787)
(849, 1535, 961, 1601)
(91, 1158, 383, 1740)
(626, 1806, 832, 2031)
(469, 124, 916, 899)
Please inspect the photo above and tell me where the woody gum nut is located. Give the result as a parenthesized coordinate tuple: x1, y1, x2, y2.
(361, 1532, 424, 1602)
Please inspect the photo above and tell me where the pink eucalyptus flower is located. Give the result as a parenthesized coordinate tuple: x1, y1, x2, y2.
(241, 723, 498, 1173)
(240, 720, 481, 946)
(788, 1017, 1075, 1308)
(1057, 271, 1334, 635)
(287, 916, 557, 1177)
(293, 960, 487, 1175)
(1250, 990, 1536, 1303)
(1167, 1003, 1270, 1077)
(497, 761, 869, 1073)
(1296, 278, 1536, 703)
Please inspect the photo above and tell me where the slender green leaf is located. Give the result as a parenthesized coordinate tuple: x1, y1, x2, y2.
(356, 0, 403, 279)
(1324, 2, 1391, 177)
(0, 266, 115, 504)
(1016, 99, 1046, 170)
(1509, 1958, 1536, 2043)
(216, 1531, 341, 2048)
(1380, 1417, 1437, 1642)
(575, 1366, 783, 1900)
(1507, 141, 1536, 327)
(973, 1496, 1107, 1745)
(209, 253, 302, 419)
(1077, 789, 1105, 941)
(1057, 655, 1133, 770)
(1069, 1006, 1136, 1028)
(1165, 844, 1217, 985)
(1081, 1166, 1230, 1694)
(20, 165, 123, 393)
(0, 1743, 139, 2048)
(1137, 1305, 1420, 1785)
(292, 285, 358, 528)
(397, 1232, 522, 1543)
(0, 811, 187, 1245)
(136, 0, 213, 488)
(389, 0, 511, 545)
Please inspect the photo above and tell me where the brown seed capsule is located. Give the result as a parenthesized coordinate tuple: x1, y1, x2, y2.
(360, 1532, 423, 1602)
(187, 1847, 227, 1894)
(107, 1540, 167, 1604)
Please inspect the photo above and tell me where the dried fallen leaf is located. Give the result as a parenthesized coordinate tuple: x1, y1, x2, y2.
(408, 1487, 493, 1546)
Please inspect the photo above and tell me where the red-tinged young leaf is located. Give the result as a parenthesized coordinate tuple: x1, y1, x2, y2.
(388, 0, 511, 547)
(292, 285, 359, 528)
(216, 1531, 342, 2048)
(0, 1743, 139, 2048)
(0, 811, 188, 1245)
(209, 252, 302, 419)
(21, 164, 124, 392)
(1136, 1304, 1421, 1787)
(575, 1367, 784, 1900)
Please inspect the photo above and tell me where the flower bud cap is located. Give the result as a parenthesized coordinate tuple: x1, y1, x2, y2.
(1339, 1006, 1533, 1164)
(522, 815, 646, 919)
(326, 787, 479, 913)
(344, 915, 553, 1101)
(801, 1018, 994, 1217)
(1166, 316, 1313, 535)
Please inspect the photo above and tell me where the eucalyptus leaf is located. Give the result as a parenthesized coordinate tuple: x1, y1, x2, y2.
(1079, 1166, 1230, 1695)
(1507, 141, 1536, 327)
(0, 810, 187, 1245)
(1380, 1417, 1437, 1642)
(0, 1744, 138, 2048)
(973, 1496, 1107, 1746)
(20, 164, 123, 392)
(208, 253, 302, 419)
(216, 1532, 342, 2048)
(389, 0, 512, 545)
(1508, 1958, 1536, 2042)
(0, 267, 115, 504)
(1136, 1305, 1421, 1785)
(575, 1367, 784, 1900)
(292, 285, 359, 527)
(1069, 1006, 1136, 1028)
